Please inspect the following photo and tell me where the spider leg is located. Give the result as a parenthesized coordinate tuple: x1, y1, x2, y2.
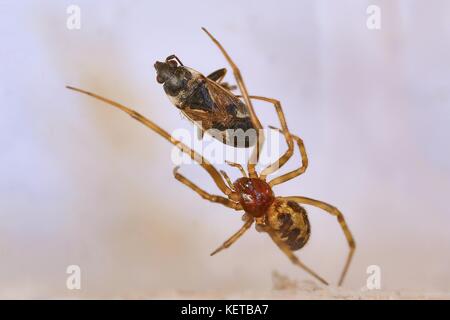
(225, 160, 247, 177)
(174, 167, 241, 210)
(66, 86, 233, 196)
(219, 170, 234, 190)
(202, 27, 263, 178)
(220, 161, 248, 190)
(210, 217, 254, 256)
(268, 126, 308, 187)
(236, 95, 294, 180)
(264, 226, 328, 285)
(283, 196, 356, 286)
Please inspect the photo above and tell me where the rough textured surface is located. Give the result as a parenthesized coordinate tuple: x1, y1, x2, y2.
(146, 290, 450, 300)
(112, 272, 450, 300)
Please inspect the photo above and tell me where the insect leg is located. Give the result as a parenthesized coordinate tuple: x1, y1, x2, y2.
(207, 68, 237, 91)
(66, 86, 233, 196)
(262, 226, 328, 285)
(174, 167, 241, 210)
(207, 68, 227, 82)
(267, 127, 308, 187)
(219, 82, 237, 91)
(202, 27, 264, 178)
(165, 54, 184, 66)
(282, 196, 356, 286)
(210, 218, 254, 256)
(196, 126, 205, 140)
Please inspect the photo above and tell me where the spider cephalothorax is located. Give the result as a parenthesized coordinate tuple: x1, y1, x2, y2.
(233, 177, 275, 217)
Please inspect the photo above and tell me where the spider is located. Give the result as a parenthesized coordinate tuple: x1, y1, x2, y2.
(66, 28, 355, 286)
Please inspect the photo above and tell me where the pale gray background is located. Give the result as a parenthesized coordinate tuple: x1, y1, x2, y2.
(0, 0, 449, 298)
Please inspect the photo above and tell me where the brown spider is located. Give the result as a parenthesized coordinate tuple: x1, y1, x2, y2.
(66, 28, 355, 286)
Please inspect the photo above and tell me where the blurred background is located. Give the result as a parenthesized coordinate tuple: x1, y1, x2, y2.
(0, 0, 449, 298)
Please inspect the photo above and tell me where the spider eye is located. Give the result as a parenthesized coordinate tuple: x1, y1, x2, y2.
(156, 75, 165, 84)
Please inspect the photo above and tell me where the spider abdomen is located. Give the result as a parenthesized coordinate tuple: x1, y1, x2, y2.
(267, 199, 311, 251)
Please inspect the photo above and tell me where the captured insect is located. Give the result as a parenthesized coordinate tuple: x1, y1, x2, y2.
(154, 37, 256, 148)
(155, 28, 295, 181)
(155, 55, 253, 147)
(67, 28, 355, 286)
